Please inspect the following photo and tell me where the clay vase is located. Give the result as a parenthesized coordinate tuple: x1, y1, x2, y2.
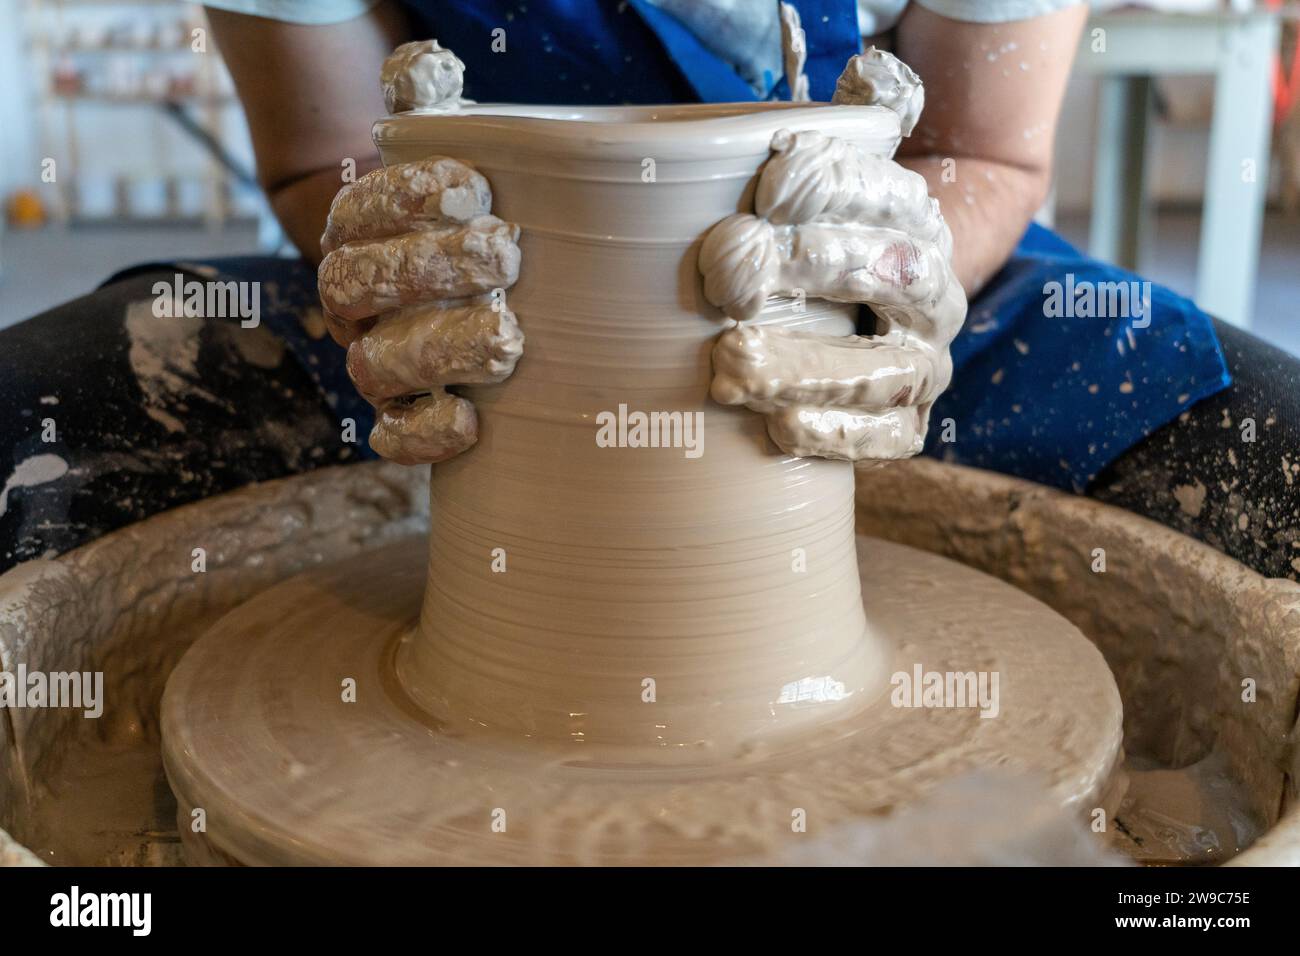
(374, 103, 904, 756)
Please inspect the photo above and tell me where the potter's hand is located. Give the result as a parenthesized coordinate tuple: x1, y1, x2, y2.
(316, 40, 521, 465)
(698, 53, 965, 462)
(317, 157, 524, 464)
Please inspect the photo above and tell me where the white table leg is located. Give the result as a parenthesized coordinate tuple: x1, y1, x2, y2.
(1196, 15, 1279, 328)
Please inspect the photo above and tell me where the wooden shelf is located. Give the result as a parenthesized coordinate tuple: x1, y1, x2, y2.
(24, 0, 243, 227)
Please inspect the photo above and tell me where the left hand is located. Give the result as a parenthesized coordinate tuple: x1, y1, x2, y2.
(700, 124, 966, 461)
(702, 52, 967, 463)
(317, 157, 524, 464)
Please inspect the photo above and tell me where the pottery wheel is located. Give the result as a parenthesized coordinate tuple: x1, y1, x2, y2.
(161, 535, 1123, 866)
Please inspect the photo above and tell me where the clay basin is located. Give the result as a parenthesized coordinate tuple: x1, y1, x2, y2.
(1, 457, 1296, 865)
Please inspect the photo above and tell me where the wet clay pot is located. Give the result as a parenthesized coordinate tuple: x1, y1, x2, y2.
(373, 103, 906, 751)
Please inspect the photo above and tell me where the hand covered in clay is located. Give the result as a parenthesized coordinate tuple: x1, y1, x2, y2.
(699, 50, 966, 462)
(317, 42, 523, 465)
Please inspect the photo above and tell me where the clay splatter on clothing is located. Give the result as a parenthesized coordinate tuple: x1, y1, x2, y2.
(1092, 322, 1300, 581)
(0, 455, 69, 519)
(0, 267, 358, 574)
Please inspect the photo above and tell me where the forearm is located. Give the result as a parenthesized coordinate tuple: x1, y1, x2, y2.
(900, 155, 1048, 295)
(269, 159, 382, 264)
(205, 3, 407, 261)
(893, 3, 1086, 297)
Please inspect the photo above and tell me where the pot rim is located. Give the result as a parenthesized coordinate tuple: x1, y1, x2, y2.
(373, 102, 900, 161)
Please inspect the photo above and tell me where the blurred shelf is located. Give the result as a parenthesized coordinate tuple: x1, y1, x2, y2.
(51, 92, 235, 104)
(54, 44, 195, 53)
(65, 214, 261, 227)
(24, 0, 247, 228)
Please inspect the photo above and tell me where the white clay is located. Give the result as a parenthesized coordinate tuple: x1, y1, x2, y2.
(368, 390, 478, 465)
(757, 130, 947, 247)
(832, 46, 925, 137)
(778, 2, 810, 103)
(320, 157, 492, 255)
(319, 216, 519, 321)
(710, 325, 948, 413)
(380, 39, 465, 114)
(346, 300, 523, 402)
(698, 75, 966, 463)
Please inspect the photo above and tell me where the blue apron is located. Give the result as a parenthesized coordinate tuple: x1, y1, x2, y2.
(162, 0, 1233, 492)
(928, 224, 1229, 491)
(399, 0, 859, 103)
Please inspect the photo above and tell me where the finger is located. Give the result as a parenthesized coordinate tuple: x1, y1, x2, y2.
(347, 301, 523, 402)
(869, 274, 968, 355)
(781, 224, 931, 306)
(369, 390, 477, 465)
(759, 130, 944, 255)
(698, 213, 779, 320)
(830, 48, 925, 138)
(763, 403, 924, 462)
(710, 324, 951, 412)
(698, 214, 964, 345)
(321, 157, 491, 255)
(779, 222, 966, 349)
(318, 215, 520, 321)
(323, 308, 374, 348)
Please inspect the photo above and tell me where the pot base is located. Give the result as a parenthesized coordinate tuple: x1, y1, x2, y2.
(161, 534, 1124, 866)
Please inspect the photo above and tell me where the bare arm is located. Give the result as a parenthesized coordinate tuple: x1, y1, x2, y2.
(894, 3, 1087, 294)
(204, 3, 412, 261)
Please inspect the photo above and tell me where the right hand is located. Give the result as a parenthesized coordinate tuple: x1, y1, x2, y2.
(700, 129, 965, 462)
(318, 156, 524, 465)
